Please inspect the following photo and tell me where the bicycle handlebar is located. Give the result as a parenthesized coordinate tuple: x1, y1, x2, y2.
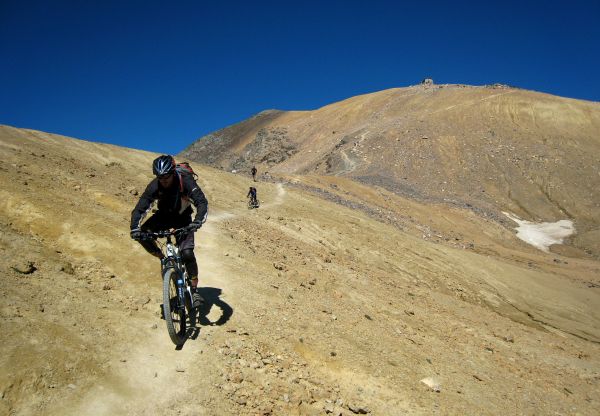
(139, 227, 191, 240)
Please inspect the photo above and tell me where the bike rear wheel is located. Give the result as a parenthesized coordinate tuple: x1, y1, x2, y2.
(163, 267, 187, 346)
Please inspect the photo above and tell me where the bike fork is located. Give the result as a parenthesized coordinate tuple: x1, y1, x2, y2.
(176, 274, 186, 310)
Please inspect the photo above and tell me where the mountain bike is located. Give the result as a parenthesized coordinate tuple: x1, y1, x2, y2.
(141, 227, 197, 346)
(247, 197, 260, 209)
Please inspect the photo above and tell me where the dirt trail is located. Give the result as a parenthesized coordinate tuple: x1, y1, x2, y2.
(64, 180, 291, 415)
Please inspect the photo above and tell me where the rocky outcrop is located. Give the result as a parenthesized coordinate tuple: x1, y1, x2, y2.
(232, 127, 298, 171)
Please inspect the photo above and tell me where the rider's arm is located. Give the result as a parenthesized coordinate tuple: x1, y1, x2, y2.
(130, 180, 158, 230)
(182, 175, 208, 224)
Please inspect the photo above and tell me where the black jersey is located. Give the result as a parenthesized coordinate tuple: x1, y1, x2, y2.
(131, 172, 208, 230)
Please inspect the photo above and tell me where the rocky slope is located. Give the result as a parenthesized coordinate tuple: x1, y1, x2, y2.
(1, 125, 599, 415)
(180, 83, 600, 258)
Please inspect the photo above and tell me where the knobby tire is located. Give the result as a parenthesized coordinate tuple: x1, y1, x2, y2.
(163, 267, 186, 346)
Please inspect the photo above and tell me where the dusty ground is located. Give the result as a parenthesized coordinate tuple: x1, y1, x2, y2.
(1, 125, 599, 415)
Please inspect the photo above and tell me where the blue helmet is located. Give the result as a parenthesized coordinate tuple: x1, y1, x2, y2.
(152, 155, 175, 176)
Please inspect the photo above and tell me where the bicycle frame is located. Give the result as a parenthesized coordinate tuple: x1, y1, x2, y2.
(160, 233, 194, 311)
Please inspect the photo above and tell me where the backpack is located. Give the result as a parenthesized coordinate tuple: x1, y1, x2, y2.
(174, 161, 198, 192)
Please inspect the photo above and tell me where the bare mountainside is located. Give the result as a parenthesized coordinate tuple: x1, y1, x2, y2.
(1, 125, 600, 416)
(180, 83, 600, 258)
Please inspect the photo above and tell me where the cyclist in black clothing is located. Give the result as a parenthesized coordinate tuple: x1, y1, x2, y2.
(247, 186, 258, 207)
(130, 155, 208, 307)
(251, 166, 257, 181)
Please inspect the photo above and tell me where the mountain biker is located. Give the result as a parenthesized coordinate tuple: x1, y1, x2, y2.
(251, 166, 257, 181)
(247, 186, 258, 207)
(130, 155, 208, 308)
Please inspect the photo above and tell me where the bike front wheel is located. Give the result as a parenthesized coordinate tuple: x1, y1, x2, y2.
(163, 267, 187, 346)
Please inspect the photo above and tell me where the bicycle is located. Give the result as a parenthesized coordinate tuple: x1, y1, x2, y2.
(247, 197, 260, 209)
(140, 227, 198, 346)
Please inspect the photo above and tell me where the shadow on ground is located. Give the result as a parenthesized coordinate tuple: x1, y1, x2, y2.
(197, 287, 233, 326)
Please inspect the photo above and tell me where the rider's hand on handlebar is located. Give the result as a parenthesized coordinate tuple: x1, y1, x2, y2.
(130, 229, 143, 240)
(187, 220, 202, 232)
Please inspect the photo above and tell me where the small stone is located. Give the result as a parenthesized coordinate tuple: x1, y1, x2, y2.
(60, 263, 75, 274)
(420, 377, 441, 392)
(175, 367, 185, 373)
(137, 297, 150, 305)
(230, 372, 243, 383)
(12, 261, 37, 275)
(67, 384, 76, 389)
(348, 404, 371, 414)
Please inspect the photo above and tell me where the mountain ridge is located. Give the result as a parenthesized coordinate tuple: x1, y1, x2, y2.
(180, 83, 600, 258)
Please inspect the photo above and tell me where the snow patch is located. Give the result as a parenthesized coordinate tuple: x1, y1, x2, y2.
(503, 212, 575, 253)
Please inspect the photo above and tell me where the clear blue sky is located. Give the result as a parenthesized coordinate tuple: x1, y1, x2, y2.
(1, 0, 599, 154)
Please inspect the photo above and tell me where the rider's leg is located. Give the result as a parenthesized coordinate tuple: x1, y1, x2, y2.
(138, 239, 164, 259)
(179, 231, 203, 307)
(181, 248, 198, 288)
(139, 216, 165, 259)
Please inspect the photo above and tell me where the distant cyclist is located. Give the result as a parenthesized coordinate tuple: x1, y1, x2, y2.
(251, 166, 257, 182)
(130, 155, 208, 307)
(247, 186, 258, 208)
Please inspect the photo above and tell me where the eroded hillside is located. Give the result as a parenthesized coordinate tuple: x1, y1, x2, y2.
(1, 125, 600, 415)
(181, 83, 600, 258)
